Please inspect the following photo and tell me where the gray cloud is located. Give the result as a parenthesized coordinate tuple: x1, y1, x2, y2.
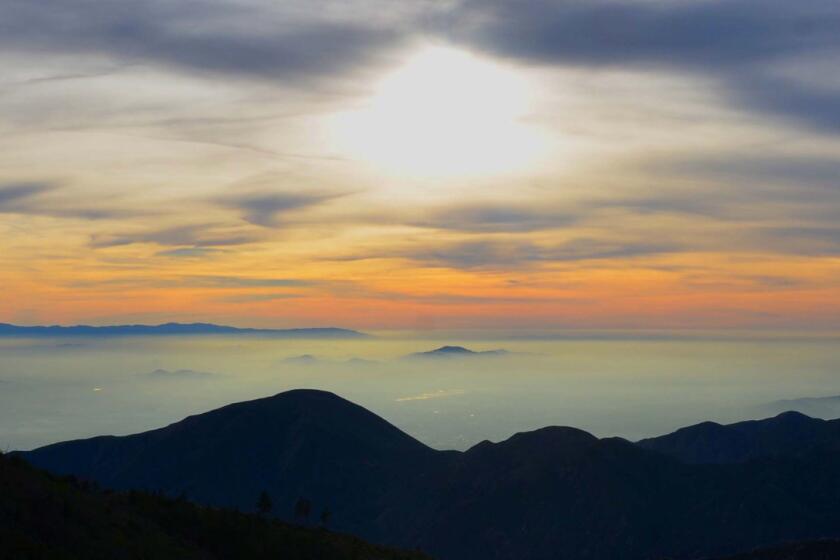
(91, 223, 262, 248)
(753, 226, 840, 255)
(216, 191, 343, 227)
(65, 274, 314, 291)
(155, 247, 225, 259)
(216, 292, 305, 303)
(388, 238, 676, 269)
(0, 0, 403, 85)
(4, 0, 838, 134)
(411, 204, 578, 232)
(187, 276, 313, 288)
(0, 182, 53, 205)
(445, 0, 840, 132)
(662, 155, 840, 189)
(0, 181, 137, 220)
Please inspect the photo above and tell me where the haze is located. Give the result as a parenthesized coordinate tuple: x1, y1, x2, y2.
(2, 334, 838, 452)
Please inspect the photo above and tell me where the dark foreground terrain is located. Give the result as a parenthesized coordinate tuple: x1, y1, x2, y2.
(710, 540, 840, 559)
(19, 390, 840, 560)
(0, 451, 428, 560)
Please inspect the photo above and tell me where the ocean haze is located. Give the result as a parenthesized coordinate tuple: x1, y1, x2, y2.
(1, 332, 839, 452)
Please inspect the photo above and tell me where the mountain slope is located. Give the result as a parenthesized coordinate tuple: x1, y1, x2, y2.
(418, 429, 840, 560)
(20, 392, 840, 560)
(0, 451, 430, 560)
(637, 412, 840, 464)
(710, 540, 840, 559)
(22, 390, 451, 542)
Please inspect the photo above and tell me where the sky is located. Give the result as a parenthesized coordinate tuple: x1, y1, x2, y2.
(0, 0, 839, 331)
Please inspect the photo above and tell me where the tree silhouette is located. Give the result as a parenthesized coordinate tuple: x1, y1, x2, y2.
(294, 497, 311, 524)
(256, 490, 272, 516)
(320, 508, 332, 528)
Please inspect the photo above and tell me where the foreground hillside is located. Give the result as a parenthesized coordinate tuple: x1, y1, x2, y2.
(0, 451, 429, 560)
(711, 540, 840, 559)
(21, 390, 840, 560)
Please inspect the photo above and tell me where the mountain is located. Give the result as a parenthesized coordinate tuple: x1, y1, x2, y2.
(0, 451, 430, 560)
(20, 390, 452, 544)
(19, 391, 840, 560)
(405, 345, 509, 359)
(0, 322, 368, 338)
(282, 354, 320, 364)
(638, 411, 840, 464)
(415, 429, 840, 560)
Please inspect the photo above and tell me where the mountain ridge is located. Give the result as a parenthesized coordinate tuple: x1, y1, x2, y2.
(20, 390, 840, 560)
(0, 322, 368, 338)
(638, 411, 840, 464)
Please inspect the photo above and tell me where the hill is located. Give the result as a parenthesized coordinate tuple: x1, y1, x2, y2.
(0, 451, 429, 560)
(20, 390, 452, 543)
(20, 390, 840, 560)
(405, 345, 509, 359)
(637, 411, 840, 464)
(0, 322, 367, 338)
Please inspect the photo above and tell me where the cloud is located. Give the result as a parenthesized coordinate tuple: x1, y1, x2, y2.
(753, 226, 840, 255)
(661, 155, 840, 189)
(0, 0, 405, 85)
(445, 0, 840, 131)
(411, 203, 579, 232)
(0, 182, 53, 205)
(216, 191, 342, 227)
(388, 238, 676, 269)
(3, 0, 839, 133)
(216, 292, 305, 303)
(65, 274, 315, 291)
(187, 276, 313, 288)
(0, 181, 135, 220)
(155, 247, 225, 259)
(91, 223, 262, 248)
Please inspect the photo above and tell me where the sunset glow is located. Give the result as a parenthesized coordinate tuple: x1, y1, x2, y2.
(0, 1, 837, 333)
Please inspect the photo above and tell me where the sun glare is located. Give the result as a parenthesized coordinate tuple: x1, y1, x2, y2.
(328, 46, 547, 179)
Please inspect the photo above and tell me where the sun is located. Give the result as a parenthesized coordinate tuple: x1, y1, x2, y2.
(327, 46, 547, 179)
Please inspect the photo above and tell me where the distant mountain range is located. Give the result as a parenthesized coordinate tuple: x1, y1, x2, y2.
(0, 322, 368, 338)
(404, 345, 510, 359)
(19, 391, 840, 560)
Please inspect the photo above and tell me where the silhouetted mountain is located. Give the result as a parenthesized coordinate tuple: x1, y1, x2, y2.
(20, 392, 840, 560)
(0, 322, 368, 338)
(282, 354, 320, 364)
(709, 540, 840, 559)
(405, 345, 509, 359)
(21, 390, 451, 543)
(0, 451, 429, 560)
(638, 411, 840, 464)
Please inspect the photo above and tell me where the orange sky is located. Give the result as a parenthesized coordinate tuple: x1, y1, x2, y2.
(1, 1, 839, 331)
